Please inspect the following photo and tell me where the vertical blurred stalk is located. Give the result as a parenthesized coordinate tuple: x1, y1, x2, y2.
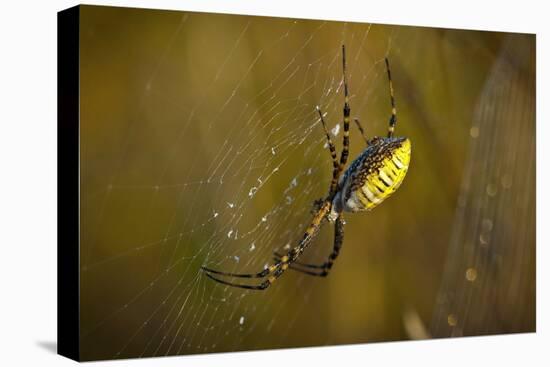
(430, 34, 535, 337)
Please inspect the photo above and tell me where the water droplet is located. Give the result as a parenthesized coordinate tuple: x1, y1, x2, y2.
(249, 243, 256, 252)
(227, 230, 233, 238)
(465, 268, 478, 282)
(239, 316, 245, 325)
(233, 256, 240, 263)
(290, 177, 298, 187)
(469, 126, 479, 138)
(501, 174, 513, 189)
(261, 216, 267, 222)
(286, 196, 293, 204)
(486, 183, 497, 197)
(227, 202, 235, 208)
(447, 314, 457, 327)
(331, 124, 340, 137)
(271, 147, 276, 155)
(481, 218, 493, 232)
(248, 187, 258, 197)
(479, 233, 490, 246)
(213, 212, 219, 218)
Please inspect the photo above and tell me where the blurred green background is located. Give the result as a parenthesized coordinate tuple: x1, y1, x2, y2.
(77, 5, 535, 361)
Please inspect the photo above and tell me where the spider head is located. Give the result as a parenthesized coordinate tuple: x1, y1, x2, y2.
(367, 136, 384, 146)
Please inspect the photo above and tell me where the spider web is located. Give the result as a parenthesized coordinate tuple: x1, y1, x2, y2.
(77, 6, 535, 360)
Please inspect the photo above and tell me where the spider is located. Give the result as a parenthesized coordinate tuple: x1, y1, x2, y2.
(201, 45, 411, 290)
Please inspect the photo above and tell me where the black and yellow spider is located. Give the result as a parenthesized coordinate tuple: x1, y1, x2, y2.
(202, 46, 411, 290)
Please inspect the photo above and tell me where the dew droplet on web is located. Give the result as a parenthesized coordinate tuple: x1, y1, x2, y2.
(501, 173, 513, 189)
(447, 314, 458, 327)
(233, 256, 240, 263)
(271, 147, 276, 155)
(261, 216, 267, 222)
(290, 177, 298, 188)
(227, 202, 235, 208)
(469, 126, 480, 138)
(227, 230, 233, 238)
(481, 218, 493, 232)
(331, 123, 340, 137)
(486, 183, 497, 197)
(479, 232, 490, 246)
(239, 316, 245, 325)
(465, 268, 477, 282)
(249, 243, 256, 252)
(213, 212, 219, 218)
(248, 187, 258, 197)
(286, 196, 293, 204)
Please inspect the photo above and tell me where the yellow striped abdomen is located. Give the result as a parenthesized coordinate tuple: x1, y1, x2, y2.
(335, 137, 411, 214)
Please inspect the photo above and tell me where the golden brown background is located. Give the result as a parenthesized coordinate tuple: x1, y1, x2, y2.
(77, 5, 535, 361)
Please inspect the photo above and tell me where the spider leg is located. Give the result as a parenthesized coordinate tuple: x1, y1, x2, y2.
(385, 57, 397, 138)
(311, 197, 325, 214)
(353, 118, 369, 145)
(202, 272, 272, 290)
(201, 202, 331, 290)
(200, 266, 274, 278)
(273, 251, 324, 269)
(274, 214, 345, 277)
(274, 266, 326, 277)
(316, 106, 340, 193)
(339, 45, 351, 169)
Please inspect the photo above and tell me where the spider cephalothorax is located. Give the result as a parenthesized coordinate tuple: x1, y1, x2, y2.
(202, 46, 411, 290)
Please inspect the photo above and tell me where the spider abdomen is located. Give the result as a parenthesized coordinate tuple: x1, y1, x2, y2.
(336, 137, 411, 213)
